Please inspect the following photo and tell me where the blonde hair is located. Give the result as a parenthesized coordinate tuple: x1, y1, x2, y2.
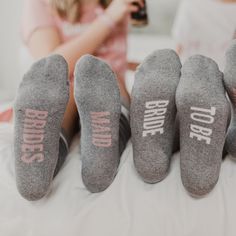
(50, 0, 112, 23)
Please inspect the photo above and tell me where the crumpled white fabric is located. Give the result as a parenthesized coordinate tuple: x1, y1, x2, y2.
(0, 123, 236, 236)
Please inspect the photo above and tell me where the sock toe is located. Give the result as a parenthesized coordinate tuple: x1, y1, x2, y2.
(28, 54, 68, 84)
(139, 49, 181, 73)
(74, 54, 115, 83)
(182, 55, 221, 80)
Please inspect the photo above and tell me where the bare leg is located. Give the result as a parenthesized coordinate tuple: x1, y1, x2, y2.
(117, 76, 130, 105)
(117, 76, 131, 156)
(61, 83, 79, 140)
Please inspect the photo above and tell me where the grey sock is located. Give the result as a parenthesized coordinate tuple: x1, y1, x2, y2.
(176, 55, 230, 197)
(74, 55, 122, 193)
(14, 55, 69, 201)
(130, 49, 181, 183)
(223, 40, 236, 158)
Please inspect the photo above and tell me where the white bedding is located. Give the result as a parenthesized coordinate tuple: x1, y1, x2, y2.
(1, 122, 236, 236)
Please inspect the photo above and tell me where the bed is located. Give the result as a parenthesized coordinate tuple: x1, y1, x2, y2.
(1, 112, 236, 236)
(1, 35, 236, 236)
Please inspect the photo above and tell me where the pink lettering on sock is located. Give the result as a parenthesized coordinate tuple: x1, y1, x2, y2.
(22, 144, 43, 153)
(25, 109, 48, 119)
(90, 112, 112, 147)
(23, 133, 44, 144)
(20, 109, 48, 164)
(21, 153, 44, 164)
(24, 119, 47, 129)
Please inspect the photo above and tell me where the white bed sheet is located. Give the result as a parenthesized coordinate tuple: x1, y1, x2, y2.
(1, 122, 236, 236)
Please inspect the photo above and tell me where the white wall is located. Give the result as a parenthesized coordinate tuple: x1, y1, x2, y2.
(132, 0, 180, 35)
(0, 0, 23, 101)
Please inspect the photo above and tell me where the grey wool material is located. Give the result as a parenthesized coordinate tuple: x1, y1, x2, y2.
(130, 49, 181, 183)
(74, 55, 125, 193)
(223, 40, 236, 158)
(176, 55, 230, 197)
(14, 54, 69, 201)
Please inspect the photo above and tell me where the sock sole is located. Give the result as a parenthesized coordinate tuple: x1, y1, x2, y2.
(74, 55, 121, 193)
(14, 55, 69, 201)
(176, 55, 230, 197)
(130, 49, 181, 183)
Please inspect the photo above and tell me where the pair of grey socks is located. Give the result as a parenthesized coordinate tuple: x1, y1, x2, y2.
(14, 54, 131, 200)
(131, 49, 229, 197)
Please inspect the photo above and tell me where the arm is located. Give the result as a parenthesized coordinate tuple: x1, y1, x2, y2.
(27, 0, 144, 76)
(28, 17, 114, 75)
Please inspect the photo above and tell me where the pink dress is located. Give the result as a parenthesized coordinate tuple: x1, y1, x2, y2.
(0, 0, 128, 123)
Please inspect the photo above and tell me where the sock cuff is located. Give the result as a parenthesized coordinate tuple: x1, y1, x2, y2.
(121, 105, 130, 121)
(121, 96, 130, 121)
(60, 129, 69, 152)
(119, 107, 131, 155)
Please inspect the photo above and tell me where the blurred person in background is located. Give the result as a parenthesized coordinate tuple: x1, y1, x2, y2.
(172, 0, 236, 70)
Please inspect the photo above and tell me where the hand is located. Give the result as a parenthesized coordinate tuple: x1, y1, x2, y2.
(105, 0, 144, 24)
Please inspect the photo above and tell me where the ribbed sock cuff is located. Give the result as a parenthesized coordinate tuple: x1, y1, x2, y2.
(121, 97, 130, 121)
(59, 129, 70, 152)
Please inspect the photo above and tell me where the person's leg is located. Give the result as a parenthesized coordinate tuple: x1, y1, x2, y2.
(117, 76, 130, 105)
(74, 55, 130, 193)
(61, 83, 79, 139)
(223, 40, 236, 158)
(53, 83, 79, 176)
(176, 55, 230, 197)
(53, 84, 79, 177)
(14, 55, 70, 200)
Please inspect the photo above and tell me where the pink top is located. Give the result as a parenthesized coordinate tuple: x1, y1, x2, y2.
(21, 0, 128, 78)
